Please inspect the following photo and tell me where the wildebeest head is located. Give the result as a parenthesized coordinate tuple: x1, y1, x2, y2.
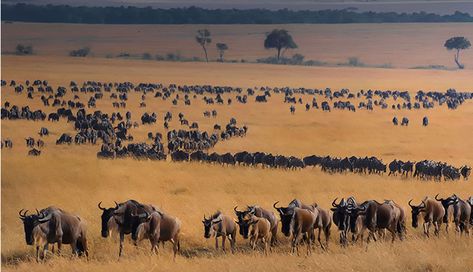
(435, 194, 458, 223)
(408, 199, 426, 228)
(234, 206, 251, 238)
(202, 212, 222, 239)
(19, 209, 52, 245)
(273, 201, 295, 237)
(98, 201, 118, 238)
(331, 198, 352, 231)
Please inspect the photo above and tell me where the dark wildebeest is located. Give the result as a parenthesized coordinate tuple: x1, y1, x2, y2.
(330, 198, 352, 246)
(97, 202, 120, 238)
(423, 116, 429, 126)
(104, 200, 156, 258)
(234, 205, 278, 246)
(274, 199, 331, 250)
(401, 117, 409, 126)
(132, 209, 181, 259)
(409, 197, 445, 237)
(203, 211, 237, 253)
(19, 207, 88, 262)
(392, 117, 398, 126)
(436, 194, 471, 235)
(461, 166, 471, 180)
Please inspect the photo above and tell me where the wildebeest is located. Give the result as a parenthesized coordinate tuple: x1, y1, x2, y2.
(392, 117, 398, 126)
(423, 116, 429, 126)
(289, 207, 318, 255)
(97, 202, 120, 238)
(234, 205, 278, 246)
(409, 197, 445, 237)
(401, 117, 409, 126)
(104, 200, 156, 257)
(132, 210, 181, 259)
(19, 207, 88, 261)
(436, 194, 471, 235)
(274, 199, 331, 250)
(242, 214, 271, 255)
(202, 211, 237, 253)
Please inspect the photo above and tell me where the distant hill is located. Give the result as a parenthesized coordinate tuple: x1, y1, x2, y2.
(2, 3, 473, 24)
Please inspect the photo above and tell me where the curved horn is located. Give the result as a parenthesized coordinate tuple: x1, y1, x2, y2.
(435, 194, 442, 201)
(273, 201, 280, 209)
(98, 201, 105, 210)
(234, 206, 239, 212)
(36, 209, 41, 215)
(19, 209, 28, 218)
(420, 200, 426, 208)
(332, 198, 338, 207)
(38, 213, 52, 223)
(114, 201, 119, 208)
(408, 199, 415, 208)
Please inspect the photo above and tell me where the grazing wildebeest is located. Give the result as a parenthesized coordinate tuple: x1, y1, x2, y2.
(461, 166, 471, 180)
(423, 116, 429, 126)
(202, 211, 237, 253)
(242, 214, 271, 255)
(401, 117, 409, 126)
(132, 210, 181, 259)
(19, 207, 88, 261)
(234, 205, 278, 246)
(436, 194, 471, 235)
(392, 117, 398, 126)
(28, 148, 41, 156)
(409, 197, 445, 237)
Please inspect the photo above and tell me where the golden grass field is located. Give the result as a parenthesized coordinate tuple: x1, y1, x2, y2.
(2, 22, 473, 69)
(2, 41, 473, 271)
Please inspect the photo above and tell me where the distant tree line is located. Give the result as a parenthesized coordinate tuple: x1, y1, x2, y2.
(2, 4, 473, 24)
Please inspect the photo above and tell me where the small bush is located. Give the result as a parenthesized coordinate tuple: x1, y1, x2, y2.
(69, 47, 90, 57)
(347, 57, 364, 67)
(117, 52, 131, 58)
(155, 54, 165, 61)
(142, 53, 152, 60)
(166, 52, 182, 61)
(191, 56, 203, 62)
(15, 44, 33, 55)
(303, 60, 328, 66)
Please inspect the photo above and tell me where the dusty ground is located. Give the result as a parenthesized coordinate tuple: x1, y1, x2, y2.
(1, 54, 473, 272)
(3, 23, 473, 69)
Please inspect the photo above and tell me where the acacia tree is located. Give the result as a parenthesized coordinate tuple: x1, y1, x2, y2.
(216, 43, 228, 62)
(264, 29, 297, 61)
(444, 36, 471, 69)
(196, 29, 212, 62)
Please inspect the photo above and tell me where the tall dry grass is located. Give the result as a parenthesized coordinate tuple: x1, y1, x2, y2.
(2, 57, 473, 271)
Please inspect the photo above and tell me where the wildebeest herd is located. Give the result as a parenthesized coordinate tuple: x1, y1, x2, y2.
(1, 79, 471, 182)
(20, 194, 472, 261)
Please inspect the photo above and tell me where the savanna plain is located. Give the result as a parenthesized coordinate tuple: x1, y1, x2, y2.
(2, 23, 473, 272)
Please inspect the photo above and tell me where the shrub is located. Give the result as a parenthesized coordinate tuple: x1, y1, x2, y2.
(142, 53, 152, 60)
(15, 44, 33, 55)
(155, 54, 165, 61)
(117, 52, 131, 58)
(166, 52, 182, 61)
(69, 47, 90, 57)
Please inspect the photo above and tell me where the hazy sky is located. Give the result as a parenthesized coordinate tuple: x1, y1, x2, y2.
(4, 0, 473, 14)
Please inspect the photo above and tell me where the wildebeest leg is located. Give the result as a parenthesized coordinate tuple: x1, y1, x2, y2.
(57, 240, 62, 256)
(215, 236, 219, 250)
(324, 226, 330, 250)
(42, 244, 49, 262)
(434, 221, 440, 237)
(423, 222, 430, 238)
(36, 245, 41, 262)
(263, 237, 268, 255)
(118, 232, 125, 258)
(317, 228, 325, 250)
(221, 235, 226, 253)
(171, 238, 179, 261)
